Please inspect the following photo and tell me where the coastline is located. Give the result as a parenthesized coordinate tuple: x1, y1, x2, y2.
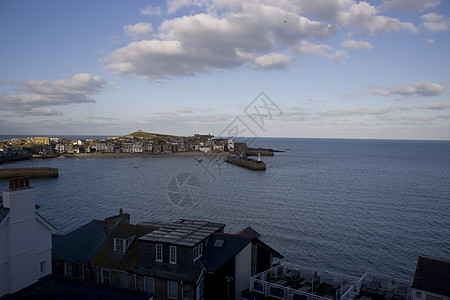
(71, 151, 230, 159)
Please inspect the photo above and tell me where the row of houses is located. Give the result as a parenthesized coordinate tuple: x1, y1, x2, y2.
(1, 179, 449, 300)
(0, 136, 235, 155)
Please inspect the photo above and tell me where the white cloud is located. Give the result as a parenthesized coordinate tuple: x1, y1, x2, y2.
(253, 53, 294, 69)
(372, 81, 446, 97)
(0, 74, 107, 116)
(316, 101, 450, 117)
(295, 0, 418, 34)
(104, 0, 424, 79)
(105, 3, 338, 79)
(140, 5, 161, 16)
(337, 1, 418, 34)
(382, 0, 440, 11)
(293, 40, 347, 60)
(421, 13, 449, 33)
(425, 38, 435, 47)
(342, 39, 373, 50)
(124, 22, 153, 39)
(167, 0, 198, 14)
(12, 108, 64, 117)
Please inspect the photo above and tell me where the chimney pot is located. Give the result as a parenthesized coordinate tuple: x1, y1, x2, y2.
(9, 177, 30, 189)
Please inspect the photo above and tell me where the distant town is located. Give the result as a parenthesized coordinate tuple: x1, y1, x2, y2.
(0, 130, 238, 163)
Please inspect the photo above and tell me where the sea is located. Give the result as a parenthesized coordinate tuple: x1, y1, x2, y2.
(1, 138, 449, 282)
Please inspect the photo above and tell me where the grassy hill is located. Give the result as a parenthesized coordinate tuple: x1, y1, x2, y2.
(122, 130, 176, 139)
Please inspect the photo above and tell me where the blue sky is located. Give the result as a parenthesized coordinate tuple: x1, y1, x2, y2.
(1, 0, 449, 139)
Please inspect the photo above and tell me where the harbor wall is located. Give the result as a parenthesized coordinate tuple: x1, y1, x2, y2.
(0, 167, 59, 179)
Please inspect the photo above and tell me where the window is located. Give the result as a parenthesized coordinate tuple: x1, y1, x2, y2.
(168, 281, 178, 299)
(114, 236, 135, 253)
(122, 272, 129, 289)
(156, 244, 163, 262)
(144, 277, 155, 293)
(72, 263, 83, 279)
(40, 261, 46, 274)
(193, 243, 203, 261)
(170, 246, 177, 264)
(114, 238, 125, 253)
(416, 292, 422, 298)
(101, 269, 110, 285)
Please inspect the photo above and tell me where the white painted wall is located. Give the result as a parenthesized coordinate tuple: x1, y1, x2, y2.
(0, 186, 54, 297)
(0, 215, 10, 295)
(234, 242, 252, 299)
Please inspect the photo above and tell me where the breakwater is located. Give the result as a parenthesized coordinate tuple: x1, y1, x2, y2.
(226, 157, 266, 170)
(0, 167, 59, 179)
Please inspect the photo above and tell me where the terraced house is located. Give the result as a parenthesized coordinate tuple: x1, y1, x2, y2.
(52, 210, 282, 300)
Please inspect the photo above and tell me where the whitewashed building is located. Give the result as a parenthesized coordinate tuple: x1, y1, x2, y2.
(0, 177, 55, 297)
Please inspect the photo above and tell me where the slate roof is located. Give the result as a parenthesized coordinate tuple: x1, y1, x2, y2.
(201, 233, 253, 272)
(237, 226, 261, 239)
(92, 223, 156, 272)
(8, 275, 153, 300)
(139, 219, 225, 247)
(52, 220, 106, 264)
(412, 256, 450, 297)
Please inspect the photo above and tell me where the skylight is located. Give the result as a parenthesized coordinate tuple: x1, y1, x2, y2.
(214, 239, 224, 248)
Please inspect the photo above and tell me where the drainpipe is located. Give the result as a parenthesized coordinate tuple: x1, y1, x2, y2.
(181, 280, 184, 300)
(134, 274, 137, 290)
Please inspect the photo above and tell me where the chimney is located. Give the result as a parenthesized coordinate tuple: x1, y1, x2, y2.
(2, 177, 35, 223)
(104, 209, 130, 236)
(9, 177, 30, 190)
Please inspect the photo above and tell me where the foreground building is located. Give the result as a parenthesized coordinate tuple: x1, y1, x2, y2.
(0, 178, 55, 297)
(52, 211, 283, 300)
(411, 256, 450, 300)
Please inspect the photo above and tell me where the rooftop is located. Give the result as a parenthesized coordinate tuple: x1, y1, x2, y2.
(412, 256, 450, 297)
(52, 220, 106, 264)
(139, 219, 225, 247)
(201, 233, 253, 272)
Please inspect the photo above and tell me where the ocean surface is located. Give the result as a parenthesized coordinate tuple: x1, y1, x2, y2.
(1, 138, 449, 282)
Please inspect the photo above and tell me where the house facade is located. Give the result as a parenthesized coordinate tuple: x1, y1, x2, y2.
(0, 177, 55, 297)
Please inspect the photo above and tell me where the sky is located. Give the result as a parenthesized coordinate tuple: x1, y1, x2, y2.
(0, 0, 449, 140)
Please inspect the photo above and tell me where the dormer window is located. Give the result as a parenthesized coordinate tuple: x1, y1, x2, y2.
(114, 236, 135, 253)
(193, 243, 203, 261)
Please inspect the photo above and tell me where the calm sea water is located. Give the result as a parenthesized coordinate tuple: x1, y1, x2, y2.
(1, 138, 449, 282)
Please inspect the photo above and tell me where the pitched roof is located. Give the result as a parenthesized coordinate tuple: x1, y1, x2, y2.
(139, 219, 225, 247)
(412, 256, 450, 297)
(92, 223, 156, 271)
(237, 226, 261, 239)
(201, 233, 253, 272)
(52, 220, 105, 264)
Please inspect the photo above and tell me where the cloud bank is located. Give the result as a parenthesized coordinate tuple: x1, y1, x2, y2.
(103, 0, 422, 79)
(0, 73, 107, 116)
(372, 81, 446, 97)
